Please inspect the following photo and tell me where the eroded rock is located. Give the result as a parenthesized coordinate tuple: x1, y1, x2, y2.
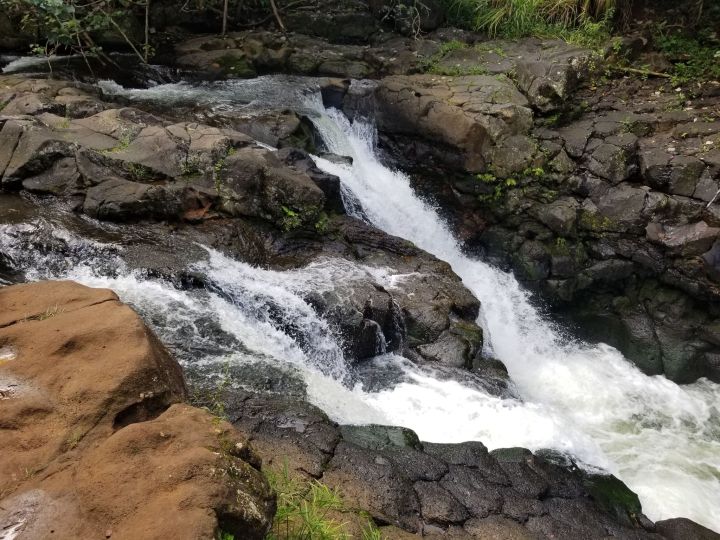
(0, 281, 274, 540)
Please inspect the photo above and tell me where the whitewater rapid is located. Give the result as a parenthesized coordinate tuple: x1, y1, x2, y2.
(308, 107, 720, 529)
(0, 76, 718, 529)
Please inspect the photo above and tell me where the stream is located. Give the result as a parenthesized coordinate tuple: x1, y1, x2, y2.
(0, 75, 718, 530)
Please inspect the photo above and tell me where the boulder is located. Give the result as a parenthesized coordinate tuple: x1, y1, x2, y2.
(374, 74, 532, 173)
(83, 178, 185, 221)
(0, 281, 274, 540)
(655, 518, 720, 540)
(646, 221, 720, 257)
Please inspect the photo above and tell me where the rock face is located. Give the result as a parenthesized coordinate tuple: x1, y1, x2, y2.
(386, 73, 720, 383)
(0, 74, 493, 387)
(0, 281, 275, 540)
(227, 391, 673, 539)
(373, 74, 533, 173)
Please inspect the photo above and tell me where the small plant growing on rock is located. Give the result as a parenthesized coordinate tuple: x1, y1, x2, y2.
(280, 206, 302, 232)
(265, 463, 349, 540)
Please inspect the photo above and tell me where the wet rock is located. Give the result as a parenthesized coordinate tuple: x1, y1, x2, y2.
(655, 518, 720, 540)
(534, 198, 579, 236)
(587, 142, 636, 184)
(83, 178, 184, 221)
(219, 146, 325, 228)
(646, 221, 720, 257)
(415, 482, 470, 524)
(340, 424, 422, 451)
(324, 441, 422, 531)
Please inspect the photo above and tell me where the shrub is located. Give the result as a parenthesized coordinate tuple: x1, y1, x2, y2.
(440, 0, 619, 42)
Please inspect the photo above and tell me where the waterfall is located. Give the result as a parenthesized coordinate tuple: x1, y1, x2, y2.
(308, 106, 720, 530)
(1, 77, 718, 530)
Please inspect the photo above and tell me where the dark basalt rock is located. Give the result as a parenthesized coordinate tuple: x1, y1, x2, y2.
(227, 391, 681, 539)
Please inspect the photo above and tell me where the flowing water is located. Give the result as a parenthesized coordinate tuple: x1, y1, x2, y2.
(1, 75, 719, 530)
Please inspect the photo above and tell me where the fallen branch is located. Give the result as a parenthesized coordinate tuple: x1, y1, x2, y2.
(269, 0, 286, 32)
(614, 66, 672, 79)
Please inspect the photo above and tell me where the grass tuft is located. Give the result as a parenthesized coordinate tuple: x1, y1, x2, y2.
(440, 0, 616, 47)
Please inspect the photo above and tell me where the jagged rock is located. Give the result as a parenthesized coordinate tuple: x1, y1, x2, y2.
(219, 146, 325, 227)
(587, 142, 636, 184)
(646, 221, 720, 257)
(534, 198, 579, 236)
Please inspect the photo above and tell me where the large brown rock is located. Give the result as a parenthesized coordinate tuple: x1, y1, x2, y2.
(374, 74, 532, 173)
(0, 280, 274, 540)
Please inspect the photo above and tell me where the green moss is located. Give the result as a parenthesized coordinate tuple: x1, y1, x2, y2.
(339, 425, 422, 451)
(578, 210, 613, 233)
(125, 162, 155, 182)
(422, 39, 489, 76)
(216, 54, 257, 78)
(585, 474, 642, 524)
(314, 212, 330, 235)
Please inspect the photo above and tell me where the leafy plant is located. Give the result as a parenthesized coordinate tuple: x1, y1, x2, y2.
(280, 206, 303, 231)
(654, 22, 720, 85)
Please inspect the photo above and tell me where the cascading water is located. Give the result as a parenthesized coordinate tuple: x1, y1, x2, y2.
(1, 76, 718, 530)
(306, 105, 720, 530)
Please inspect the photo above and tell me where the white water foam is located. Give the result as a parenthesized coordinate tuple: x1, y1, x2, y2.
(1, 77, 718, 529)
(309, 107, 720, 529)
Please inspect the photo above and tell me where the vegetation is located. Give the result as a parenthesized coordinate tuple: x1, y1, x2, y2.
(264, 463, 384, 540)
(0, 0, 153, 66)
(441, 0, 616, 45)
(653, 19, 720, 85)
(0, 0, 288, 64)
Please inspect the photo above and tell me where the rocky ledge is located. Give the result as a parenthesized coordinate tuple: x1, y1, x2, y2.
(2, 279, 716, 540)
(0, 280, 275, 539)
(0, 74, 496, 385)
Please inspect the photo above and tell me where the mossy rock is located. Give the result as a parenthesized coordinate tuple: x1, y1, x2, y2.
(490, 447, 533, 463)
(585, 473, 642, 527)
(216, 54, 257, 79)
(340, 424, 422, 451)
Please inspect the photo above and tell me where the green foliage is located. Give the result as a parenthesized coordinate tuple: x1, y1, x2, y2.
(314, 212, 330, 235)
(217, 531, 235, 540)
(125, 161, 154, 181)
(438, 0, 614, 47)
(475, 171, 519, 202)
(265, 464, 349, 540)
(654, 23, 720, 85)
(280, 206, 302, 232)
(180, 156, 202, 178)
(1, 0, 150, 62)
(361, 521, 383, 540)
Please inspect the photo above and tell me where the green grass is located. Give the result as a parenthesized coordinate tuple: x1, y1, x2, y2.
(439, 0, 615, 47)
(264, 464, 385, 540)
(265, 464, 347, 540)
